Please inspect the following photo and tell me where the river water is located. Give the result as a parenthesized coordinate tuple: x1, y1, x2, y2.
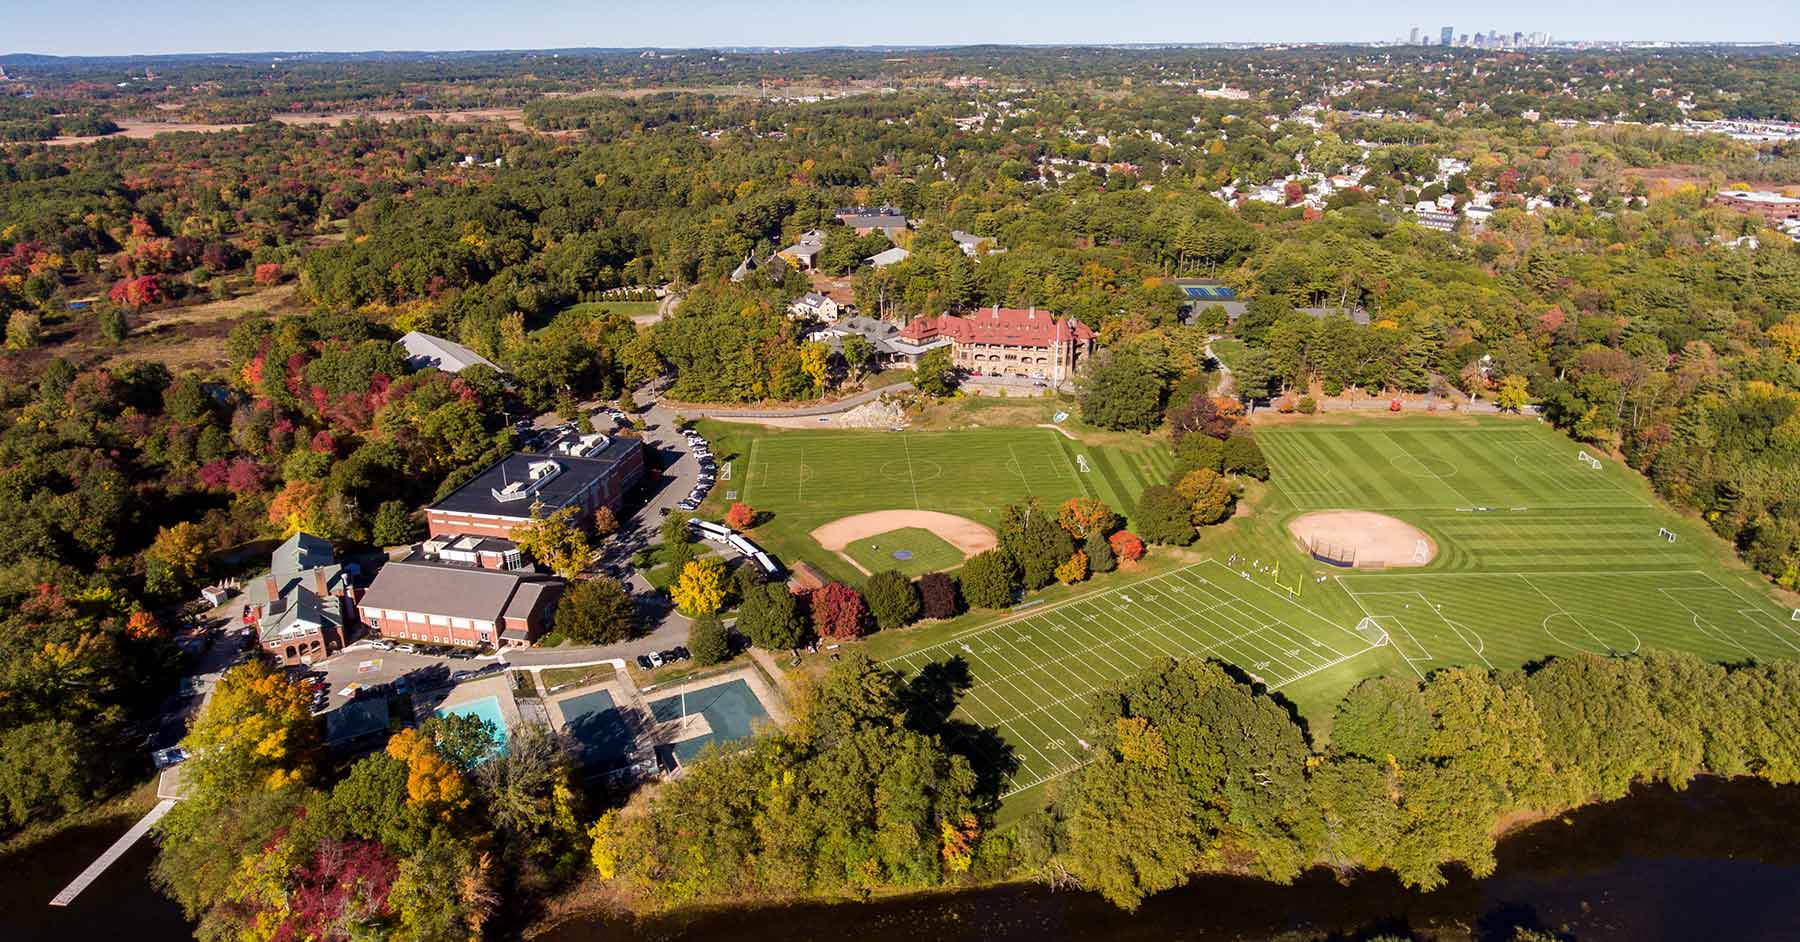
(10, 777, 1800, 942)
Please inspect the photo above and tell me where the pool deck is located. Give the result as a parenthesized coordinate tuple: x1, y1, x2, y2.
(422, 674, 522, 733)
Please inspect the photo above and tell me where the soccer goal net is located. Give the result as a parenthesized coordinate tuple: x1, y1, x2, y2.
(1657, 527, 1677, 543)
(1354, 616, 1389, 647)
(1076, 454, 1090, 473)
(1578, 451, 1602, 470)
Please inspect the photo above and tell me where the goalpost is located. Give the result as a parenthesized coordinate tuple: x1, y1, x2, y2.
(1353, 616, 1389, 647)
(1657, 527, 1676, 543)
(1076, 454, 1090, 473)
(1578, 451, 1602, 470)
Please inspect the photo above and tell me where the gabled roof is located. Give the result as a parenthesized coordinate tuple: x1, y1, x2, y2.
(899, 306, 1095, 349)
(273, 532, 333, 580)
(397, 331, 503, 375)
(866, 247, 910, 267)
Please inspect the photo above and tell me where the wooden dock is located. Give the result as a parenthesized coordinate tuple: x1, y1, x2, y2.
(48, 798, 175, 907)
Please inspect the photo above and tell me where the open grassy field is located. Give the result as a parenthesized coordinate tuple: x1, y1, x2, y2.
(841, 528, 968, 577)
(870, 413, 1797, 804)
(700, 421, 1173, 583)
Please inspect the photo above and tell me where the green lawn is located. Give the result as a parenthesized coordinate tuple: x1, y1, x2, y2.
(841, 527, 969, 577)
(560, 299, 659, 320)
(874, 413, 1797, 804)
(695, 422, 1169, 585)
(1209, 337, 1247, 369)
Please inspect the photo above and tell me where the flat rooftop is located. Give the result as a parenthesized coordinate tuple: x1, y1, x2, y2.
(431, 434, 640, 518)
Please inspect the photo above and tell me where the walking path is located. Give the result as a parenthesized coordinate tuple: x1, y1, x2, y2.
(49, 799, 176, 907)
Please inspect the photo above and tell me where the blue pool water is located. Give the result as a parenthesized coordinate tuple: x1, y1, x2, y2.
(436, 694, 508, 748)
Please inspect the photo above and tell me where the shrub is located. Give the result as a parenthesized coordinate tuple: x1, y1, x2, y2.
(555, 577, 638, 645)
(1297, 396, 1318, 415)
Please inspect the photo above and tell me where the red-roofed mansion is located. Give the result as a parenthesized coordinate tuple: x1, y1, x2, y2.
(898, 305, 1096, 385)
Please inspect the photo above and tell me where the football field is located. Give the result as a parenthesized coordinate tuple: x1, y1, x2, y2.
(885, 560, 1391, 797)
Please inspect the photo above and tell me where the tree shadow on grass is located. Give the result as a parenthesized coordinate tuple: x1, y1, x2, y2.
(901, 654, 1020, 801)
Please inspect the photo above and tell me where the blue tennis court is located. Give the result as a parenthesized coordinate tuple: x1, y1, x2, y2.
(559, 689, 633, 766)
(436, 694, 508, 749)
(648, 678, 769, 765)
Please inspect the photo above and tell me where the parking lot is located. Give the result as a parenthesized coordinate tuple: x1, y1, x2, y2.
(299, 640, 505, 715)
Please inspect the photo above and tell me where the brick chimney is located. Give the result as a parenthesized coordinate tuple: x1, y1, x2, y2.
(313, 568, 328, 596)
(264, 573, 279, 601)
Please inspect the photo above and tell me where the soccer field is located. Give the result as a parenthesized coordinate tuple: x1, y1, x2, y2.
(1258, 422, 1644, 511)
(736, 426, 1172, 528)
(885, 560, 1392, 797)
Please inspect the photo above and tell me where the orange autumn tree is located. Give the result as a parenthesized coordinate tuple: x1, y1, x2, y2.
(724, 502, 755, 530)
(386, 727, 470, 821)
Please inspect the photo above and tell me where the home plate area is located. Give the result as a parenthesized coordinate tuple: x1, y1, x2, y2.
(886, 561, 1383, 796)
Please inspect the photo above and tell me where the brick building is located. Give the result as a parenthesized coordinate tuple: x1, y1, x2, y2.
(1715, 190, 1800, 223)
(898, 305, 1096, 385)
(426, 432, 644, 540)
(253, 532, 356, 666)
(357, 558, 562, 650)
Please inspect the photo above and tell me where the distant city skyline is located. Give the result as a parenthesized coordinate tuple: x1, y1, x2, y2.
(4, 1, 1796, 58)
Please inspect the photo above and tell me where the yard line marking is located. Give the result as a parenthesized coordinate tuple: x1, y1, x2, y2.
(1006, 444, 1034, 495)
(900, 434, 922, 510)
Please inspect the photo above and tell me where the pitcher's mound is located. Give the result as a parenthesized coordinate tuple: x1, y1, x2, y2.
(1288, 510, 1437, 569)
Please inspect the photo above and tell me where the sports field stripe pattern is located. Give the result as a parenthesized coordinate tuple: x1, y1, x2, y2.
(885, 560, 1384, 797)
(740, 428, 1096, 523)
(1260, 425, 1643, 511)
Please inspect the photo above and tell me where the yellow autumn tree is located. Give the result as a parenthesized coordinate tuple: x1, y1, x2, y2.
(1055, 550, 1089, 585)
(670, 557, 727, 616)
(180, 661, 317, 794)
(512, 505, 593, 580)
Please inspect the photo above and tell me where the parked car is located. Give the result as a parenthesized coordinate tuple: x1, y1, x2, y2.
(448, 648, 476, 660)
(366, 639, 393, 651)
(647, 651, 665, 668)
(636, 654, 654, 670)
(671, 645, 691, 661)
(395, 643, 416, 654)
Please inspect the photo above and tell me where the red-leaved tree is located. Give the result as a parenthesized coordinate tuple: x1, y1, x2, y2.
(811, 582, 868, 641)
(254, 262, 284, 286)
(1108, 530, 1145, 565)
(724, 502, 755, 530)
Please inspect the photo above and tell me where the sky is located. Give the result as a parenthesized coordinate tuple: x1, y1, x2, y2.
(5, 0, 1797, 57)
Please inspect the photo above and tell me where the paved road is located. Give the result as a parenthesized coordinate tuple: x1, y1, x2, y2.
(670, 382, 912, 419)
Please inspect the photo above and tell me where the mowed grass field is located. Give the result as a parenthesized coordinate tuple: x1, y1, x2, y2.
(842, 528, 968, 577)
(874, 414, 1797, 803)
(885, 559, 1395, 797)
(736, 426, 1172, 528)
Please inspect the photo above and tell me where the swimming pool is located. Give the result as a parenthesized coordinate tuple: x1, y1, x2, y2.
(436, 694, 508, 749)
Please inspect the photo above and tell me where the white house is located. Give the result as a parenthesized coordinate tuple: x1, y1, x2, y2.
(788, 291, 840, 322)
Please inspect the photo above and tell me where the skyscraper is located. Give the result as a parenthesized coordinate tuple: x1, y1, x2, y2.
(1441, 26, 1455, 47)
(1409, 27, 1420, 45)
